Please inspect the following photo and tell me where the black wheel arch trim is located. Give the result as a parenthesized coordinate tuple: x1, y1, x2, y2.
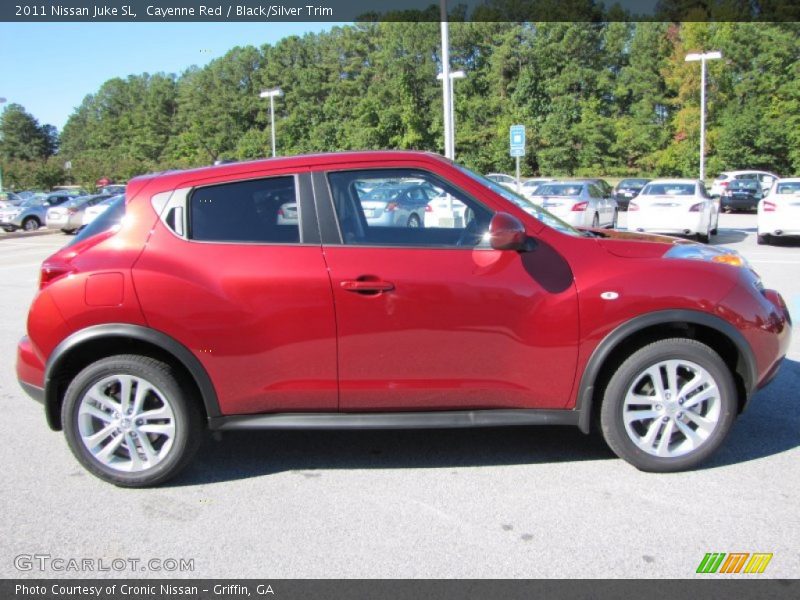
(575, 309, 757, 434)
(44, 323, 220, 430)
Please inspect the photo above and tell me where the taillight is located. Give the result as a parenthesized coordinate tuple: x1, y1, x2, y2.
(39, 261, 73, 290)
(277, 208, 284, 217)
(763, 201, 776, 212)
(689, 203, 703, 212)
(721, 181, 729, 188)
(571, 201, 588, 212)
(628, 202, 639, 211)
(425, 205, 433, 212)
(385, 202, 398, 212)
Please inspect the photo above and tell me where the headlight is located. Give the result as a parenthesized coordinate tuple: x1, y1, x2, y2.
(663, 244, 748, 268)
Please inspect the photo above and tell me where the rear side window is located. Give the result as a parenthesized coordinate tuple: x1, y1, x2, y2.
(189, 176, 299, 244)
(69, 196, 125, 247)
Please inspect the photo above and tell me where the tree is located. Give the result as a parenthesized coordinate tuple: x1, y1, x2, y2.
(0, 104, 57, 162)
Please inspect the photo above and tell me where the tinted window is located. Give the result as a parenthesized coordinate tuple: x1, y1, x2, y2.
(327, 169, 492, 247)
(69, 196, 125, 247)
(189, 176, 299, 244)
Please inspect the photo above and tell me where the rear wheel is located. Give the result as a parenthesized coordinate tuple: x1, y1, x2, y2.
(62, 355, 203, 487)
(696, 227, 710, 243)
(407, 214, 421, 228)
(592, 213, 600, 228)
(757, 233, 770, 245)
(600, 338, 736, 472)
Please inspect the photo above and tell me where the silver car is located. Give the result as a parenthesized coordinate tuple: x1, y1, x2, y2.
(0, 192, 76, 232)
(46, 194, 112, 234)
(527, 180, 618, 228)
(359, 181, 439, 228)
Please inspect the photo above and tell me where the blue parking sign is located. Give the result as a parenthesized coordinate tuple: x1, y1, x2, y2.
(510, 125, 526, 156)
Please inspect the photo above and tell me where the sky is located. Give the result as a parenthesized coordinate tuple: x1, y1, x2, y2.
(0, 22, 344, 131)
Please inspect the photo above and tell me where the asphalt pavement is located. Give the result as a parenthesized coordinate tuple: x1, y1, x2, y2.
(0, 214, 797, 578)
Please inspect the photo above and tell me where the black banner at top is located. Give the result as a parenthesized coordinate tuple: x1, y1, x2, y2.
(2, 0, 800, 23)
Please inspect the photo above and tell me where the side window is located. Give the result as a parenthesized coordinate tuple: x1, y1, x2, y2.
(189, 176, 300, 244)
(588, 184, 602, 198)
(326, 169, 493, 248)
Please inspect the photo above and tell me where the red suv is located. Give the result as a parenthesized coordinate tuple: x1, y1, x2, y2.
(17, 152, 791, 486)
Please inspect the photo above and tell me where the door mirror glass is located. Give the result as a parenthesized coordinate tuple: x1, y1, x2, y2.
(489, 212, 526, 251)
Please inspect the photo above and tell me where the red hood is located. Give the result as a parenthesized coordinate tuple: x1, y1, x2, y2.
(584, 228, 696, 258)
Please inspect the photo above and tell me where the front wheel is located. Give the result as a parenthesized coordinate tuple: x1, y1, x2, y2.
(600, 338, 737, 472)
(22, 217, 40, 232)
(62, 355, 203, 487)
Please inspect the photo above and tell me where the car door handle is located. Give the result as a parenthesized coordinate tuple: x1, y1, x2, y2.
(341, 279, 395, 293)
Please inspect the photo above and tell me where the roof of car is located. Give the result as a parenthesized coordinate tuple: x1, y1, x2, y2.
(645, 178, 700, 184)
(130, 151, 448, 187)
(718, 170, 778, 176)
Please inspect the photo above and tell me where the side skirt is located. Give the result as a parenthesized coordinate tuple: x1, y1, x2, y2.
(209, 409, 580, 431)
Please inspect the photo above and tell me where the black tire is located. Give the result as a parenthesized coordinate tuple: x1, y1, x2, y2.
(2, 226, 15, 233)
(757, 234, 770, 245)
(407, 214, 421, 228)
(22, 217, 40, 232)
(62, 355, 203, 487)
(592, 213, 600, 228)
(599, 338, 737, 472)
(696, 230, 710, 244)
(610, 209, 618, 229)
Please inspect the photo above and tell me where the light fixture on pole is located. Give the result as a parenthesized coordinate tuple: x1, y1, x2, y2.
(685, 51, 722, 182)
(437, 70, 465, 160)
(259, 88, 284, 158)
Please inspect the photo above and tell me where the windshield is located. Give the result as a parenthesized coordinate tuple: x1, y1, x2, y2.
(641, 183, 696, 196)
(729, 180, 759, 191)
(618, 179, 649, 188)
(534, 183, 583, 197)
(455, 164, 581, 237)
(68, 195, 125, 246)
(776, 182, 800, 195)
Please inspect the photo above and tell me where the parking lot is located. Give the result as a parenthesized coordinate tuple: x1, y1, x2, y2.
(0, 212, 798, 579)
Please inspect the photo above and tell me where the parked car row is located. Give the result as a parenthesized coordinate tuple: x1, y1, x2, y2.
(0, 191, 80, 232)
(45, 194, 114, 234)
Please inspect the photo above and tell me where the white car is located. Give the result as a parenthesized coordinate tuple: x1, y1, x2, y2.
(526, 180, 617, 228)
(757, 178, 800, 245)
(81, 195, 123, 228)
(424, 192, 468, 228)
(710, 170, 779, 198)
(520, 178, 554, 199)
(486, 173, 519, 192)
(627, 179, 719, 243)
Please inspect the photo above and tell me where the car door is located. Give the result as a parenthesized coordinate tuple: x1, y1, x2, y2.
(315, 166, 580, 412)
(132, 170, 338, 415)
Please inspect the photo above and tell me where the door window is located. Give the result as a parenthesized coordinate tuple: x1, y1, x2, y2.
(326, 169, 493, 248)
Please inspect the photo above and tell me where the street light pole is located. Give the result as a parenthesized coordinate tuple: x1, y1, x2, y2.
(259, 88, 283, 157)
(437, 70, 465, 160)
(0, 97, 6, 193)
(685, 51, 722, 182)
(440, 0, 453, 159)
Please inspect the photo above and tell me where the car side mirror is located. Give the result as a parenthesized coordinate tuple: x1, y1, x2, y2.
(489, 212, 527, 251)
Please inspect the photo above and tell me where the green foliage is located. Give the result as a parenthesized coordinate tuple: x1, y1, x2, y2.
(8, 21, 800, 192)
